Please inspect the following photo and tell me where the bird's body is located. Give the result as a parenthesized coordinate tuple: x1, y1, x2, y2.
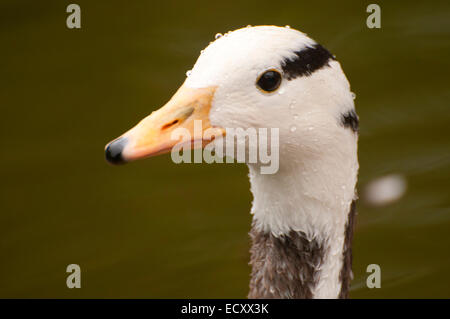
(105, 26, 359, 299)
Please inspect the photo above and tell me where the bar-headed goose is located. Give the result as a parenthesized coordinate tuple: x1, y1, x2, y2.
(105, 25, 359, 299)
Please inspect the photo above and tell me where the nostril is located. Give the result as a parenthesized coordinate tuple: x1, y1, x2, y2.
(105, 137, 128, 165)
(161, 119, 179, 130)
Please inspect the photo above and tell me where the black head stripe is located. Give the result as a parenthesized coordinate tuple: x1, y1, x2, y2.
(281, 44, 335, 80)
(341, 109, 359, 133)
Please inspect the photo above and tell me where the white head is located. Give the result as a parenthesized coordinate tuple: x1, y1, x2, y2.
(188, 26, 355, 143)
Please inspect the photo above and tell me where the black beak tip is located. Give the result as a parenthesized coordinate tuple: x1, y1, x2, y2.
(105, 137, 128, 165)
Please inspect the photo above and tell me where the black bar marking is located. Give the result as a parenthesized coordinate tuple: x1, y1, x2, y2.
(281, 44, 335, 80)
(341, 109, 359, 133)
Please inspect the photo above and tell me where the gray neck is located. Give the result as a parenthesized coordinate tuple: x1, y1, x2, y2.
(248, 200, 356, 299)
(248, 225, 324, 298)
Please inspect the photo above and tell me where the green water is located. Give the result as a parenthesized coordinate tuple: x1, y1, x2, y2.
(1, 0, 450, 298)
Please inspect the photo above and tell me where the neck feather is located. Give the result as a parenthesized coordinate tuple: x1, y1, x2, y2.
(248, 201, 355, 298)
(247, 148, 358, 298)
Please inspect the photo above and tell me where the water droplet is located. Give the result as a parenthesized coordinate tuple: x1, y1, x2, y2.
(351, 92, 356, 100)
(200, 49, 204, 54)
(215, 33, 223, 39)
(186, 70, 192, 77)
(246, 25, 252, 28)
(285, 25, 291, 29)
(293, 114, 299, 120)
(308, 126, 314, 131)
(289, 99, 296, 110)
(290, 125, 297, 132)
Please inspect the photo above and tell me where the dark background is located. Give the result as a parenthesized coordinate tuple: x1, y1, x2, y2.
(1, 0, 450, 298)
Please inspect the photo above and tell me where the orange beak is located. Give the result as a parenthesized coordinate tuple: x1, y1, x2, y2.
(105, 83, 225, 164)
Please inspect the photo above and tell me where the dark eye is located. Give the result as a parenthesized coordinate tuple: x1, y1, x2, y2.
(256, 70, 282, 92)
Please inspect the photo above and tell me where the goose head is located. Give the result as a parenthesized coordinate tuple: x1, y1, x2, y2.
(105, 26, 356, 168)
(105, 25, 359, 299)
